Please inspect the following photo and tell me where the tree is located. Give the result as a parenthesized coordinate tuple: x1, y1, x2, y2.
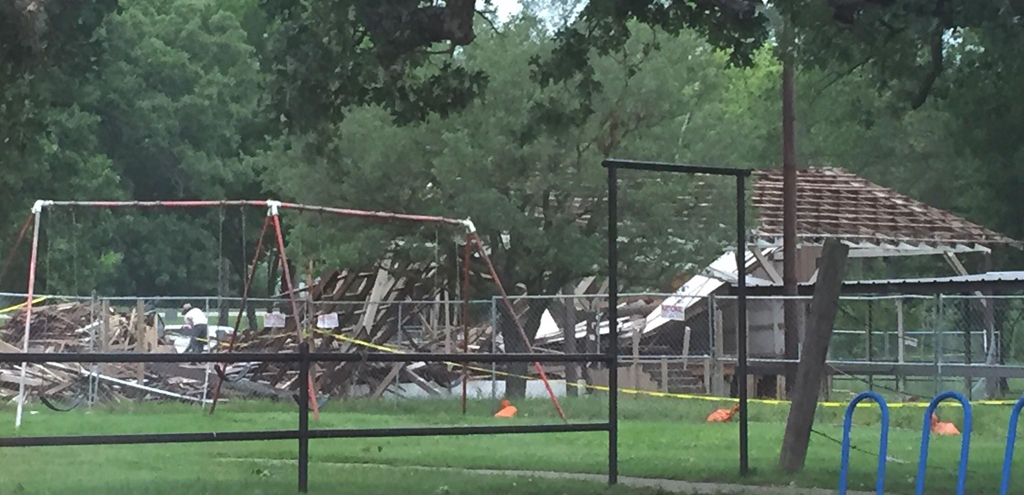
(257, 16, 740, 395)
(1, 0, 266, 296)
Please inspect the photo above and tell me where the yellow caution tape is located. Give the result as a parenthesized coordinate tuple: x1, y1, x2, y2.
(313, 328, 1020, 409)
(0, 297, 50, 315)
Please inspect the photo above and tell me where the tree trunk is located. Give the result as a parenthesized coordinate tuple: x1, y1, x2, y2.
(499, 298, 548, 398)
(559, 286, 579, 396)
(779, 239, 849, 473)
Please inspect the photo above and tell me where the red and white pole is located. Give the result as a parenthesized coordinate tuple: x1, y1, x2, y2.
(269, 201, 319, 422)
(15, 201, 46, 428)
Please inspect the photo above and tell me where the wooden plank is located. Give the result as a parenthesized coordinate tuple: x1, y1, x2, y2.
(711, 298, 725, 396)
(136, 299, 145, 386)
(370, 363, 404, 399)
(779, 239, 849, 472)
(401, 367, 441, 396)
(752, 248, 783, 284)
(0, 371, 42, 387)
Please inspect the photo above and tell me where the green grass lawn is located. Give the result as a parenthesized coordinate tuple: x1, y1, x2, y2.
(1, 395, 1021, 494)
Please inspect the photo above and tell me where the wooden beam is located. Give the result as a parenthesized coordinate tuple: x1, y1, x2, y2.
(752, 248, 783, 284)
(401, 367, 442, 397)
(370, 363, 404, 399)
(780, 238, 849, 472)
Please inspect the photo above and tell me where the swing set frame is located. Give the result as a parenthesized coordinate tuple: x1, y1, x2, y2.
(1, 199, 569, 429)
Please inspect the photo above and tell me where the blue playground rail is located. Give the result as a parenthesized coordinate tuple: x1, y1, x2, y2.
(1001, 396, 1024, 495)
(838, 391, 890, 495)
(915, 391, 973, 495)
(837, 391, 1024, 494)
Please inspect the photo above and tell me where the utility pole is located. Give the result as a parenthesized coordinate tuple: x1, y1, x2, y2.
(781, 15, 799, 396)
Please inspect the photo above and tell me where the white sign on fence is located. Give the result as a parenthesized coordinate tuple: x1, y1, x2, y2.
(264, 312, 286, 328)
(317, 312, 339, 329)
(661, 303, 687, 321)
(903, 336, 919, 348)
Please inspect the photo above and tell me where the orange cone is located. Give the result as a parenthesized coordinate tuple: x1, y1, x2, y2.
(494, 398, 518, 418)
(931, 413, 961, 436)
(706, 403, 740, 423)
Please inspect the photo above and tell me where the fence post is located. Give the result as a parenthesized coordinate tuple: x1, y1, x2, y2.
(632, 322, 640, 394)
(89, 292, 98, 406)
(490, 297, 498, 405)
(298, 341, 309, 493)
(962, 297, 972, 400)
(897, 298, 906, 398)
(935, 295, 943, 395)
(867, 299, 873, 392)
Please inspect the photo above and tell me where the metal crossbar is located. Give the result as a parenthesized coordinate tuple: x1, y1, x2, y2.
(0, 344, 612, 492)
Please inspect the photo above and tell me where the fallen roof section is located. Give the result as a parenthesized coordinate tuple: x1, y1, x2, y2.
(752, 168, 1020, 251)
(736, 271, 1024, 296)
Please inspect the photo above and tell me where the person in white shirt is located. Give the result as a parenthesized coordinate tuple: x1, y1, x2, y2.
(181, 304, 209, 353)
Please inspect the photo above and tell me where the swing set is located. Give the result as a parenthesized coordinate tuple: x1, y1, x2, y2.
(0, 199, 567, 428)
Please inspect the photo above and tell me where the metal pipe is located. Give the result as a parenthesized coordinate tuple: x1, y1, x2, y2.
(309, 423, 610, 439)
(607, 161, 619, 485)
(298, 341, 309, 493)
(736, 174, 749, 475)
(462, 237, 470, 415)
(0, 430, 300, 447)
(0, 213, 34, 290)
(999, 396, 1024, 495)
(0, 423, 610, 448)
(45, 200, 265, 208)
(838, 391, 889, 495)
(210, 214, 271, 414)
(467, 233, 567, 422)
(0, 352, 609, 364)
(278, 202, 466, 227)
(915, 391, 972, 495)
(271, 212, 319, 422)
(15, 210, 41, 429)
(601, 159, 752, 177)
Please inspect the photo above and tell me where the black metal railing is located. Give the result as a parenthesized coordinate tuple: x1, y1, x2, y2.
(0, 344, 614, 492)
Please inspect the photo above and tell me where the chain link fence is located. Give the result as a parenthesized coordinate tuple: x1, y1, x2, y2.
(3, 291, 1024, 410)
(502, 293, 1024, 401)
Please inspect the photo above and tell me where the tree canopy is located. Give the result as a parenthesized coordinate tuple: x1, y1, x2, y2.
(0, 0, 1021, 299)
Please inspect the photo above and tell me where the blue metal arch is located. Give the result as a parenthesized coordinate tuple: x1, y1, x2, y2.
(839, 391, 889, 495)
(1000, 396, 1024, 495)
(915, 391, 973, 495)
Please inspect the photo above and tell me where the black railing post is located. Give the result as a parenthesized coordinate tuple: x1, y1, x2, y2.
(736, 173, 749, 476)
(298, 341, 310, 493)
(607, 162, 619, 485)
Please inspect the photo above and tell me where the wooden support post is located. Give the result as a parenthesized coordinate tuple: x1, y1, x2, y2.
(703, 357, 712, 394)
(370, 363, 404, 399)
(661, 357, 669, 393)
(632, 326, 640, 394)
(779, 239, 849, 473)
(562, 288, 579, 397)
(982, 252, 998, 398)
(136, 299, 145, 386)
(101, 300, 110, 352)
(712, 296, 725, 396)
(101, 299, 110, 376)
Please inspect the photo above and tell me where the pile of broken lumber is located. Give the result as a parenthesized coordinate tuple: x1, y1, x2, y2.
(0, 301, 210, 405)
